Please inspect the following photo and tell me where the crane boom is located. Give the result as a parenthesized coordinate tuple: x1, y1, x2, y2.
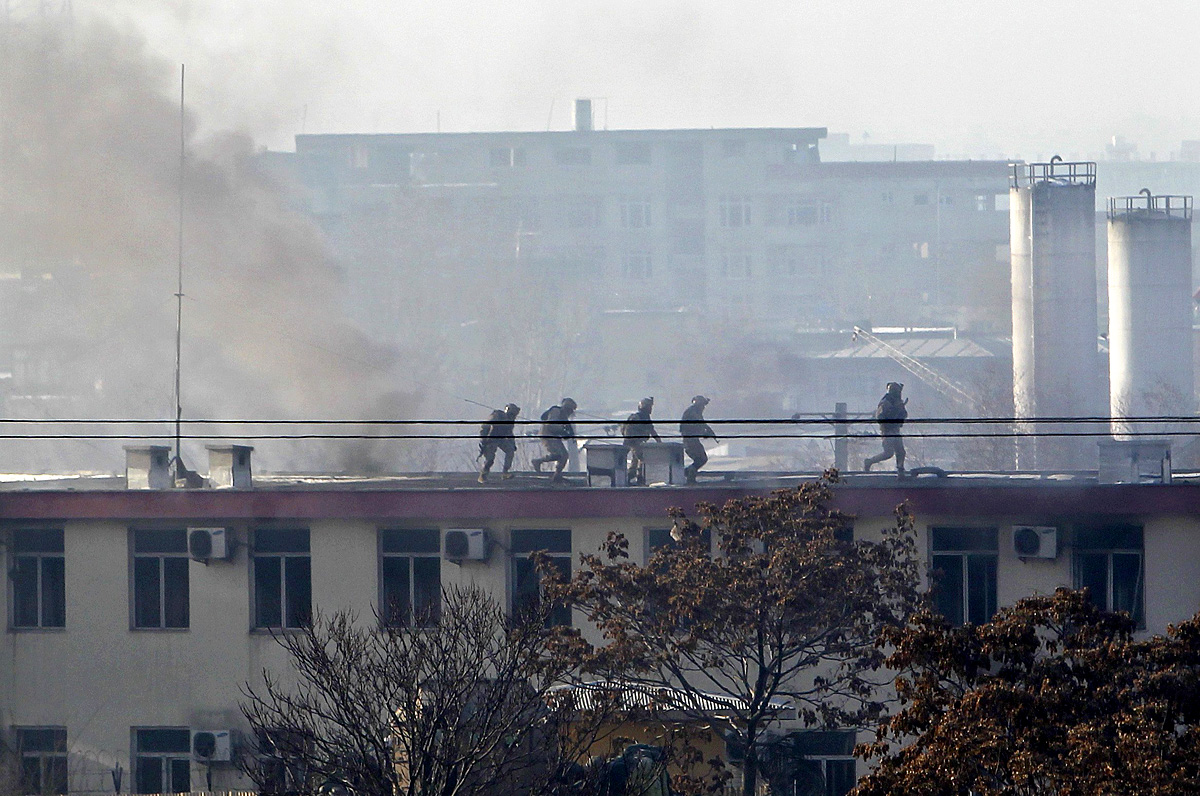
(851, 327, 985, 413)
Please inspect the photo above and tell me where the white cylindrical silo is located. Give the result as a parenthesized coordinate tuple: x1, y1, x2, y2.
(1010, 159, 1103, 470)
(1108, 192, 1194, 438)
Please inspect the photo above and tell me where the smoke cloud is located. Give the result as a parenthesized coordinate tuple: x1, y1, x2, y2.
(0, 16, 417, 474)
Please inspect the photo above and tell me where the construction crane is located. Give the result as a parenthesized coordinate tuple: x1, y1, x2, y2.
(851, 326, 986, 414)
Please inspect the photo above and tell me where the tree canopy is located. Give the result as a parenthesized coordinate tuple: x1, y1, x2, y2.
(856, 588, 1200, 796)
(548, 477, 921, 796)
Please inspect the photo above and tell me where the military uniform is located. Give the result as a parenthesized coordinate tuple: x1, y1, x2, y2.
(478, 403, 519, 483)
(622, 398, 661, 484)
(532, 399, 577, 482)
(865, 383, 908, 473)
(679, 396, 716, 483)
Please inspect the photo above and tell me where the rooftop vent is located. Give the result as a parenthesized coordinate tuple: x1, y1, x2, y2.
(206, 445, 253, 489)
(125, 445, 172, 490)
(574, 98, 593, 132)
(1098, 439, 1171, 484)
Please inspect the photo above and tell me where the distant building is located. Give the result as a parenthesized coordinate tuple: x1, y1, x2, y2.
(288, 122, 1012, 343)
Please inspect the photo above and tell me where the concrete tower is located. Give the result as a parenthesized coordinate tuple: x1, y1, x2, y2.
(1010, 158, 1102, 470)
(1107, 191, 1194, 438)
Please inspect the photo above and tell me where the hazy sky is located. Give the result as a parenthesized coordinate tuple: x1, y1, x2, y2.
(70, 0, 1200, 158)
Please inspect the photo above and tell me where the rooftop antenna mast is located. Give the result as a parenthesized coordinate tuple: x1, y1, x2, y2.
(173, 64, 186, 477)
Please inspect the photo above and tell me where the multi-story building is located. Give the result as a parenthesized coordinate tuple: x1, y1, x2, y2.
(289, 118, 1013, 346)
(3, 445, 1195, 796)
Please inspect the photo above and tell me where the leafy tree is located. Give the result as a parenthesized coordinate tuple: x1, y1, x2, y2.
(239, 585, 612, 796)
(856, 588, 1200, 796)
(547, 477, 921, 796)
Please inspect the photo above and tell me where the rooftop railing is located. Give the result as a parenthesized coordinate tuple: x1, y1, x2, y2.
(1011, 157, 1097, 189)
(1108, 191, 1193, 221)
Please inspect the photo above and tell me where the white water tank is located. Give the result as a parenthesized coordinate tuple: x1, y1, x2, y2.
(1107, 192, 1193, 438)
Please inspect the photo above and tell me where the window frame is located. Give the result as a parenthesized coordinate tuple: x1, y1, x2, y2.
(9, 528, 66, 630)
(510, 529, 572, 627)
(718, 195, 752, 228)
(130, 528, 191, 631)
(619, 197, 653, 229)
(132, 727, 191, 795)
(929, 526, 999, 626)
(379, 528, 442, 628)
(16, 727, 68, 796)
(1072, 525, 1145, 628)
(251, 527, 312, 631)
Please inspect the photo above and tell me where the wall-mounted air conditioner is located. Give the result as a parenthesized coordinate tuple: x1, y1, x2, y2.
(1012, 526, 1058, 559)
(191, 729, 233, 762)
(188, 528, 232, 561)
(444, 529, 489, 562)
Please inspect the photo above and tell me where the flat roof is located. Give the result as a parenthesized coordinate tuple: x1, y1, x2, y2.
(0, 471, 1196, 522)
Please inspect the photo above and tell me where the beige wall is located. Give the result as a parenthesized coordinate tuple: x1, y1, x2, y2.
(6, 506, 1200, 793)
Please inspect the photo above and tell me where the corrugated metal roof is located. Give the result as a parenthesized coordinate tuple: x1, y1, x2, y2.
(817, 337, 997, 360)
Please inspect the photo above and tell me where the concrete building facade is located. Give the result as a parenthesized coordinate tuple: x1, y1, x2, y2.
(5, 460, 1200, 796)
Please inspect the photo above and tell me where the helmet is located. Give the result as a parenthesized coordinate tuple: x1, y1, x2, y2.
(561, 397, 577, 411)
(692, 395, 710, 405)
(503, 403, 520, 417)
(638, 397, 654, 411)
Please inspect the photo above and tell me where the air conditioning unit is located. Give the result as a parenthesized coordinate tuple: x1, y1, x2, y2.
(191, 729, 233, 762)
(1012, 526, 1057, 559)
(188, 527, 232, 561)
(444, 529, 489, 562)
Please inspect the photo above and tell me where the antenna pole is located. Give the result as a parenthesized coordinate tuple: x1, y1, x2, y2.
(174, 64, 185, 468)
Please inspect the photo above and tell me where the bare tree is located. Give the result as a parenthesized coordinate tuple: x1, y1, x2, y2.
(240, 585, 615, 796)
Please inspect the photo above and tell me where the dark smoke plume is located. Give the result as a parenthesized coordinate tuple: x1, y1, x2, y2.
(0, 17, 417, 474)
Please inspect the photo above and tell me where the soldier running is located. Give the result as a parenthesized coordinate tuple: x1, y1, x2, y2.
(477, 403, 520, 484)
(622, 397, 661, 485)
(679, 395, 718, 484)
(864, 382, 908, 474)
(532, 398, 578, 483)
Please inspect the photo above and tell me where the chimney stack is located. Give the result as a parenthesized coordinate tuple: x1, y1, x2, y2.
(125, 445, 172, 489)
(207, 445, 253, 489)
(574, 98, 593, 132)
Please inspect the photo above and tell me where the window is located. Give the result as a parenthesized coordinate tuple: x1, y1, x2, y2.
(939, 194, 953, 206)
(614, 141, 651, 166)
(721, 251, 752, 279)
(511, 529, 571, 627)
(134, 728, 190, 794)
(881, 191, 894, 204)
(912, 241, 930, 259)
(253, 529, 311, 630)
(719, 195, 752, 227)
(380, 529, 441, 627)
(622, 252, 653, 280)
(619, 197, 652, 228)
(555, 147, 591, 166)
(488, 147, 526, 168)
(17, 728, 68, 795)
(974, 194, 992, 211)
(788, 203, 819, 226)
(1074, 526, 1144, 627)
(132, 530, 189, 629)
(11, 529, 65, 629)
(931, 527, 998, 626)
(913, 193, 929, 205)
(787, 731, 857, 796)
(646, 527, 712, 564)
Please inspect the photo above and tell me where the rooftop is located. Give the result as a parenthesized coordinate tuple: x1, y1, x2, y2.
(1, 468, 1198, 522)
